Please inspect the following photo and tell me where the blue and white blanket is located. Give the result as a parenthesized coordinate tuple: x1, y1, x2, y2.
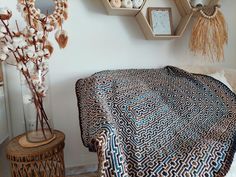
(76, 66, 236, 177)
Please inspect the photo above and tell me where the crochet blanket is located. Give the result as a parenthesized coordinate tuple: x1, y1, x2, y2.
(76, 66, 236, 177)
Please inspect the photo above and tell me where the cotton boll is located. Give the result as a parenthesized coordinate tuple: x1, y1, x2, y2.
(32, 78, 41, 85)
(26, 51, 35, 59)
(41, 88, 48, 97)
(121, 0, 133, 8)
(17, 62, 23, 70)
(132, 0, 143, 8)
(39, 13, 46, 20)
(21, 64, 27, 72)
(43, 49, 50, 58)
(6, 43, 14, 51)
(33, 52, 38, 59)
(0, 26, 7, 33)
(23, 95, 32, 104)
(12, 38, 20, 49)
(22, 27, 30, 36)
(0, 32, 5, 38)
(37, 50, 45, 57)
(26, 61, 34, 70)
(36, 31, 44, 40)
(41, 62, 49, 71)
(13, 36, 24, 44)
(13, 36, 27, 48)
(0, 53, 7, 61)
(19, 41, 27, 48)
(2, 46, 9, 54)
(45, 24, 54, 32)
(28, 36, 34, 43)
(44, 49, 50, 55)
(27, 45, 35, 52)
(12, 37, 19, 43)
(29, 27, 35, 34)
(17, 62, 27, 71)
(110, 0, 121, 8)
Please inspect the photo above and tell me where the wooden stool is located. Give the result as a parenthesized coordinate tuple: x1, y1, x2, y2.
(6, 130, 65, 177)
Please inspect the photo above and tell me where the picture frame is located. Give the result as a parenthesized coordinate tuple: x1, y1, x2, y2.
(148, 7, 174, 36)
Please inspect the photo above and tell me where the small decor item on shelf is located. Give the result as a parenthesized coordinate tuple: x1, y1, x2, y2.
(121, 0, 133, 8)
(109, 0, 144, 9)
(189, 5, 228, 61)
(148, 7, 173, 36)
(133, 0, 144, 9)
(110, 0, 122, 8)
(0, 0, 68, 145)
(132, 0, 144, 9)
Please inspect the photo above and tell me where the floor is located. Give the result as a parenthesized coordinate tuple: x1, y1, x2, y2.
(69, 172, 97, 177)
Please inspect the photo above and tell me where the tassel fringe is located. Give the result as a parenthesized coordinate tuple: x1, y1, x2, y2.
(189, 7, 228, 62)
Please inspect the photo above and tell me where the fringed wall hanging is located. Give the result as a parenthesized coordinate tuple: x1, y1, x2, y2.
(189, 4, 228, 62)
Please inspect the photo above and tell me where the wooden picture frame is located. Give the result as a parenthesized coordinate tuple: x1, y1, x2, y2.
(148, 7, 174, 36)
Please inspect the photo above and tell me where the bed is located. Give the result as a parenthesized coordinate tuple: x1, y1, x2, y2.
(76, 65, 236, 177)
(179, 65, 236, 177)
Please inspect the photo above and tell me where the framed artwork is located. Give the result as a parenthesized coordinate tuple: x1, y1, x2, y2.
(148, 7, 174, 36)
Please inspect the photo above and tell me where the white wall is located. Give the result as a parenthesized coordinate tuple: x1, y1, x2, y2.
(1, 0, 236, 172)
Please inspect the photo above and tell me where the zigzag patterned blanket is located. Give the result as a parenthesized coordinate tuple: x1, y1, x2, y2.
(76, 66, 236, 177)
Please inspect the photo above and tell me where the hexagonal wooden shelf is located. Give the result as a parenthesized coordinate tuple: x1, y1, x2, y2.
(136, 0, 193, 40)
(101, 0, 221, 40)
(102, 0, 147, 16)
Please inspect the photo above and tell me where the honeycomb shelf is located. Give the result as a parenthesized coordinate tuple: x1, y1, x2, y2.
(101, 0, 221, 40)
(102, 0, 147, 16)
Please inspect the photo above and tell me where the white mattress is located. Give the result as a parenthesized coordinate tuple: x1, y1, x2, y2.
(226, 154, 236, 177)
(177, 65, 236, 176)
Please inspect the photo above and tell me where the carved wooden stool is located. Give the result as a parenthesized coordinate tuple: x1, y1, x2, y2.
(6, 130, 65, 177)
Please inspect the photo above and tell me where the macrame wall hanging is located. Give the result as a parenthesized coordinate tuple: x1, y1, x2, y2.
(17, 0, 69, 49)
(189, 3, 228, 62)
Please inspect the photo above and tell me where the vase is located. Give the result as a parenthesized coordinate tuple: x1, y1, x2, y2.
(20, 68, 54, 143)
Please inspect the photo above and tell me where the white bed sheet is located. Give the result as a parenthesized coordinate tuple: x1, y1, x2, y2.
(226, 154, 236, 177)
(178, 65, 236, 177)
